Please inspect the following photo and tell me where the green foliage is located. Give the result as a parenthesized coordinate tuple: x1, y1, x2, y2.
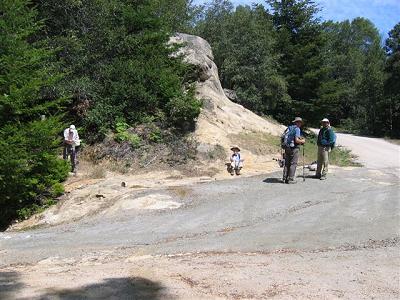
(34, 0, 201, 142)
(114, 121, 142, 148)
(384, 22, 400, 138)
(165, 88, 201, 128)
(194, 2, 289, 115)
(0, 0, 69, 229)
(193, 0, 395, 136)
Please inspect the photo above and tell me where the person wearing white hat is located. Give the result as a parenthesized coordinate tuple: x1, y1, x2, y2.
(63, 125, 80, 172)
(315, 118, 336, 180)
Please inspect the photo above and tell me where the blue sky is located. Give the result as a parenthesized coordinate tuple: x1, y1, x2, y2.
(194, 0, 400, 37)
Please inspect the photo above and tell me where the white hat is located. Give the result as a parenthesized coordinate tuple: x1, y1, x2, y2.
(69, 125, 76, 130)
(321, 118, 329, 123)
(292, 117, 303, 123)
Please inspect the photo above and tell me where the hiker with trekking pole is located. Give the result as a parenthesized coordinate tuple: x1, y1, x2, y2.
(281, 117, 306, 184)
(314, 118, 336, 180)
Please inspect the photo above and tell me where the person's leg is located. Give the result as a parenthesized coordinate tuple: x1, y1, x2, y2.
(230, 162, 235, 175)
(75, 146, 80, 164)
(70, 146, 76, 172)
(316, 146, 323, 178)
(321, 147, 329, 179)
(283, 148, 291, 182)
(288, 148, 299, 182)
(63, 144, 68, 160)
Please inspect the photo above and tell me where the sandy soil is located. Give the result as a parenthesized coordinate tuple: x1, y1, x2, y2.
(2, 244, 398, 299)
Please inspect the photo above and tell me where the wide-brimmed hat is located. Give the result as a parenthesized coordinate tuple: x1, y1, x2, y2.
(321, 118, 330, 123)
(230, 145, 240, 151)
(292, 117, 303, 123)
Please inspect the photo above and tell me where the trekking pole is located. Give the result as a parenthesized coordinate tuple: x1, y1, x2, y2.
(302, 144, 305, 182)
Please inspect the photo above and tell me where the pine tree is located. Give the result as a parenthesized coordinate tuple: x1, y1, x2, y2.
(0, 0, 69, 229)
(267, 0, 326, 124)
(384, 23, 400, 138)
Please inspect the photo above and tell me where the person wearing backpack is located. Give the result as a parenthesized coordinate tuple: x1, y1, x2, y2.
(281, 117, 306, 184)
(315, 118, 336, 180)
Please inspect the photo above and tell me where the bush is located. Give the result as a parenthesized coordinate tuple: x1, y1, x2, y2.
(166, 89, 202, 128)
(0, 119, 70, 228)
(114, 121, 142, 148)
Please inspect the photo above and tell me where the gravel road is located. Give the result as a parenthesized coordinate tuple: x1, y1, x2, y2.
(1, 134, 399, 299)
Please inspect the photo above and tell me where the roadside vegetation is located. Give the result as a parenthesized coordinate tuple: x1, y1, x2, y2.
(193, 0, 400, 138)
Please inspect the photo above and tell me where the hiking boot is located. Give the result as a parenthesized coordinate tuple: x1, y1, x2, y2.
(287, 179, 297, 184)
(320, 176, 327, 181)
(313, 174, 321, 179)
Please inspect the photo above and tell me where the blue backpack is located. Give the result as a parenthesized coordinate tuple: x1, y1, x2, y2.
(281, 126, 296, 149)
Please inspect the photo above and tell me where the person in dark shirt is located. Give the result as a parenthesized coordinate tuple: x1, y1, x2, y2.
(282, 117, 306, 184)
(316, 118, 336, 180)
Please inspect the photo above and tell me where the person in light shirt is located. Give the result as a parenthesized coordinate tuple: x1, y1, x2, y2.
(229, 146, 243, 176)
(63, 125, 80, 171)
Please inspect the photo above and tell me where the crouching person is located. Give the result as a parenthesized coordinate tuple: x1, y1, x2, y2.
(316, 118, 336, 180)
(229, 146, 243, 176)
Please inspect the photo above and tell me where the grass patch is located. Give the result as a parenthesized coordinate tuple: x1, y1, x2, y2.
(89, 165, 107, 179)
(228, 131, 281, 155)
(384, 138, 400, 145)
(204, 144, 227, 160)
(303, 133, 360, 167)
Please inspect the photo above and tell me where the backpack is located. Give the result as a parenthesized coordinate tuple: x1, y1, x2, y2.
(280, 126, 296, 149)
(330, 129, 337, 149)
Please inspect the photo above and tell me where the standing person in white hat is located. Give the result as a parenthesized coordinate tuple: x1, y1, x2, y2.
(315, 118, 336, 180)
(63, 125, 80, 172)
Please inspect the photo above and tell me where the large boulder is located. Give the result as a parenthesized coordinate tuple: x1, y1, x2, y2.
(171, 33, 285, 170)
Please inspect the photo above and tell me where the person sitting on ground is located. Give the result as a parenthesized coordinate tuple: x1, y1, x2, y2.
(315, 118, 336, 180)
(229, 146, 243, 176)
(63, 125, 80, 170)
(282, 117, 305, 184)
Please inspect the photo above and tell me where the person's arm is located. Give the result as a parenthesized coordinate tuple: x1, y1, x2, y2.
(294, 127, 305, 145)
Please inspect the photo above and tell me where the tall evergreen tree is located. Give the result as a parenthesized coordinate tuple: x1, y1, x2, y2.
(319, 18, 386, 135)
(0, 0, 69, 229)
(267, 0, 326, 124)
(384, 22, 400, 138)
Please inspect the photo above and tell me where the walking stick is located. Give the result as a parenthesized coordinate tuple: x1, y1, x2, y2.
(302, 145, 305, 182)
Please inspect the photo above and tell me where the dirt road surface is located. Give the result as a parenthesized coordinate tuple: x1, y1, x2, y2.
(312, 130, 400, 169)
(1, 134, 399, 299)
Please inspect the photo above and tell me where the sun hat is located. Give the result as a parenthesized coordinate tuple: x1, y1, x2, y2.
(230, 145, 240, 152)
(69, 125, 76, 130)
(292, 117, 303, 123)
(321, 118, 330, 123)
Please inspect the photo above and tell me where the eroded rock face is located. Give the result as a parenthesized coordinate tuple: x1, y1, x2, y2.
(171, 33, 284, 160)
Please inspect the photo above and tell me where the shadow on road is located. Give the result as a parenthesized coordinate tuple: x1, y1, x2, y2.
(0, 271, 24, 299)
(37, 277, 165, 300)
(263, 178, 282, 183)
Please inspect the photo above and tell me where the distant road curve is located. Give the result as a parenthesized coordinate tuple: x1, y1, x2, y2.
(311, 129, 400, 170)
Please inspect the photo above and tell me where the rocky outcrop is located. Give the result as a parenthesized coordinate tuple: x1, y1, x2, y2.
(171, 33, 284, 167)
